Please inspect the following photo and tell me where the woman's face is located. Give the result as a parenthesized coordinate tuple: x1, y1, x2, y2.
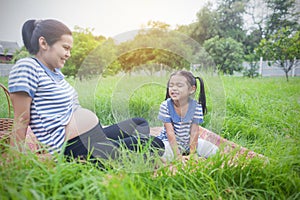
(41, 34, 73, 71)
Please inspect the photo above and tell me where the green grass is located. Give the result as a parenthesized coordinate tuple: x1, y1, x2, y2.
(0, 75, 299, 199)
(0, 77, 10, 118)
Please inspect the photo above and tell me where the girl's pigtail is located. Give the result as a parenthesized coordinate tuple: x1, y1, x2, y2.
(165, 80, 170, 100)
(165, 86, 170, 100)
(195, 77, 207, 114)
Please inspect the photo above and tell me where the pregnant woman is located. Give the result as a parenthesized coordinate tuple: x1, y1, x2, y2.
(8, 19, 164, 166)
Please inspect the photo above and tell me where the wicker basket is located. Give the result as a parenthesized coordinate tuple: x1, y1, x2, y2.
(0, 83, 13, 143)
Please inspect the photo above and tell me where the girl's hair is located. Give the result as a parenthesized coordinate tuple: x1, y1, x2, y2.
(22, 19, 72, 55)
(165, 70, 207, 114)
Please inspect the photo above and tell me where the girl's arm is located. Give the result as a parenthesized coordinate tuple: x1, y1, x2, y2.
(164, 122, 181, 158)
(189, 123, 200, 154)
(10, 92, 31, 152)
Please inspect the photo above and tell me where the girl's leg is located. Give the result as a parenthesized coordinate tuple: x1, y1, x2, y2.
(197, 138, 219, 158)
(160, 141, 174, 161)
(102, 117, 150, 140)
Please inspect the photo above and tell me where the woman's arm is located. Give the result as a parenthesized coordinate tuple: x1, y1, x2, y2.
(189, 123, 200, 154)
(164, 122, 181, 158)
(10, 92, 31, 151)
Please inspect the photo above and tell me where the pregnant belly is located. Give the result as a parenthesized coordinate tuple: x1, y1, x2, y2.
(65, 107, 99, 140)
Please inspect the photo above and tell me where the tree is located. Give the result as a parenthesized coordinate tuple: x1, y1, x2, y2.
(146, 20, 170, 30)
(256, 28, 300, 81)
(11, 46, 30, 63)
(79, 38, 118, 78)
(204, 36, 244, 74)
(265, 0, 299, 39)
(243, 54, 260, 78)
(62, 26, 104, 78)
(244, 0, 268, 40)
(216, 0, 247, 43)
(111, 21, 195, 74)
(243, 0, 269, 55)
(244, 0, 299, 40)
(190, 3, 220, 44)
(243, 29, 263, 55)
(116, 47, 190, 74)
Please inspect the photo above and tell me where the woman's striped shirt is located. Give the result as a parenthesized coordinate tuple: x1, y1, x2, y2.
(8, 57, 79, 154)
(157, 98, 203, 153)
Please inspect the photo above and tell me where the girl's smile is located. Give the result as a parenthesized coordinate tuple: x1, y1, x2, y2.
(168, 74, 195, 103)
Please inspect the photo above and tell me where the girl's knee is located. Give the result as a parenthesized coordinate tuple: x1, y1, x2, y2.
(197, 138, 219, 158)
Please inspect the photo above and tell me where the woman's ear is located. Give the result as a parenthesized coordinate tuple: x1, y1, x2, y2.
(38, 36, 48, 50)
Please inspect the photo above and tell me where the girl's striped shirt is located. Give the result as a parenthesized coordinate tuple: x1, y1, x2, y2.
(157, 98, 203, 153)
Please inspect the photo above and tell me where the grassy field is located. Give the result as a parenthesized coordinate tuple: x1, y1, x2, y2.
(0, 75, 299, 199)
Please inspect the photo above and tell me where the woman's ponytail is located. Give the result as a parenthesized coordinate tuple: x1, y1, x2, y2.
(22, 19, 37, 54)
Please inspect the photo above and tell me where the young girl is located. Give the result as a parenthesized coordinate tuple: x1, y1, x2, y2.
(157, 70, 218, 161)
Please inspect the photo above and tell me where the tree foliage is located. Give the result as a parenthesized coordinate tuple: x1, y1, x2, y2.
(256, 28, 300, 81)
(10, 46, 30, 63)
(265, 0, 300, 38)
(62, 26, 104, 78)
(190, 3, 220, 44)
(204, 36, 244, 74)
(190, 0, 247, 45)
(79, 38, 118, 78)
(107, 23, 195, 75)
(216, 0, 247, 43)
(11, 0, 300, 78)
(243, 54, 260, 78)
(116, 47, 189, 74)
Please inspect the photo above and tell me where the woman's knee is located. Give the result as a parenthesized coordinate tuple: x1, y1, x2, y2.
(129, 118, 150, 135)
(131, 117, 148, 126)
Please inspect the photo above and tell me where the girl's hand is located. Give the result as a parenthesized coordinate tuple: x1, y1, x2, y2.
(182, 154, 199, 163)
(189, 153, 199, 161)
(37, 152, 52, 162)
(182, 155, 190, 162)
(189, 124, 200, 154)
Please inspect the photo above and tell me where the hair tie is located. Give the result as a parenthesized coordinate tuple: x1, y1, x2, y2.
(34, 20, 42, 29)
(192, 76, 197, 86)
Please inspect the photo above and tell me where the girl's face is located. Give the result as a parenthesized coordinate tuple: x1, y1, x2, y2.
(39, 34, 73, 71)
(168, 74, 195, 102)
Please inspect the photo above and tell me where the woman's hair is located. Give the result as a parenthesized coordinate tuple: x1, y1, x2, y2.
(22, 19, 72, 55)
(165, 70, 207, 114)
